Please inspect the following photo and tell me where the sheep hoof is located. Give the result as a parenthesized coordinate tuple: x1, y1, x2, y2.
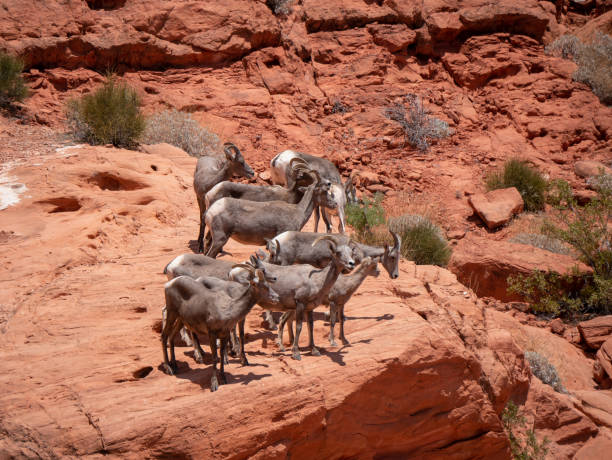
(194, 353, 205, 364)
(163, 363, 176, 375)
(329, 339, 338, 347)
(341, 339, 350, 346)
(240, 356, 249, 366)
(291, 351, 301, 361)
(311, 347, 321, 356)
(210, 375, 219, 392)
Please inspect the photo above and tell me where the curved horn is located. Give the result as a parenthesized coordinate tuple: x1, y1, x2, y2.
(309, 169, 321, 182)
(223, 142, 241, 158)
(312, 235, 337, 251)
(391, 231, 401, 250)
(232, 263, 256, 274)
(289, 157, 308, 168)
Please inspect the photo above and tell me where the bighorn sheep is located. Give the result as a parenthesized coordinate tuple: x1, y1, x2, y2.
(204, 171, 336, 258)
(204, 158, 313, 210)
(267, 231, 402, 279)
(246, 236, 355, 360)
(194, 142, 254, 253)
(280, 256, 380, 348)
(270, 150, 355, 233)
(162, 265, 278, 391)
(163, 253, 274, 364)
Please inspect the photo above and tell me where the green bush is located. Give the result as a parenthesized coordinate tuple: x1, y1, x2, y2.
(502, 401, 549, 460)
(486, 159, 548, 212)
(67, 75, 145, 148)
(546, 33, 612, 105)
(141, 109, 220, 157)
(388, 214, 451, 267)
(383, 94, 453, 152)
(0, 51, 28, 108)
(346, 192, 386, 236)
(508, 176, 611, 318)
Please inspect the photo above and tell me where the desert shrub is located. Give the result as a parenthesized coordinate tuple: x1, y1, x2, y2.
(524, 351, 566, 393)
(0, 51, 28, 108)
(486, 159, 548, 212)
(502, 401, 549, 460)
(546, 32, 612, 105)
(508, 177, 612, 318)
(331, 99, 351, 114)
(383, 94, 453, 152)
(509, 233, 570, 255)
(266, 0, 292, 15)
(67, 75, 144, 148)
(587, 173, 612, 193)
(388, 214, 451, 266)
(346, 192, 386, 237)
(141, 109, 220, 157)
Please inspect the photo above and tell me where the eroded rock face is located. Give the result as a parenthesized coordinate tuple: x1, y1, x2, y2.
(449, 235, 591, 302)
(579, 316, 612, 350)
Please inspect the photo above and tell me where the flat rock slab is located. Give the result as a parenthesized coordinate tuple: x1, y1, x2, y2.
(468, 187, 524, 230)
(579, 316, 612, 350)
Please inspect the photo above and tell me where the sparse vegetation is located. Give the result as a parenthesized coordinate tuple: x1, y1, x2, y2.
(0, 51, 28, 108)
(67, 75, 145, 148)
(331, 99, 351, 114)
(345, 193, 386, 238)
(266, 0, 293, 15)
(525, 351, 566, 393)
(388, 214, 451, 267)
(141, 109, 220, 157)
(383, 94, 453, 152)
(546, 32, 612, 105)
(502, 401, 549, 460)
(486, 159, 548, 212)
(509, 233, 570, 255)
(508, 176, 612, 318)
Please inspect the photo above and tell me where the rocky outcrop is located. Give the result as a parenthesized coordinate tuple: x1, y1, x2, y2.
(2, 143, 606, 459)
(574, 160, 612, 178)
(449, 235, 591, 302)
(597, 337, 612, 380)
(468, 187, 524, 230)
(579, 316, 612, 350)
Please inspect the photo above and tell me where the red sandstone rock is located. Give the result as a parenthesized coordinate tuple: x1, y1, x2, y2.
(597, 337, 612, 380)
(550, 318, 566, 335)
(579, 316, 612, 350)
(366, 23, 416, 52)
(574, 430, 612, 460)
(574, 390, 612, 429)
(575, 160, 612, 178)
(468, 187, 524, 230)
(449, 235, 592, 302)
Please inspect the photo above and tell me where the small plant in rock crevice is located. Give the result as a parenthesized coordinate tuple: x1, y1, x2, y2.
(266, 0, 293, 16)
(524, 351, 566, 393)
(383, 94, 453, 152)
(502, 400, 549, 460)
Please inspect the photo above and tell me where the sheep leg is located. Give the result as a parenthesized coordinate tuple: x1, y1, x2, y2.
(180, 327, 194, 347)
(219, 338, 229, 365)
(203, 230, 212, 254)
(205, 233, 229, 259)
(219, 337, 228, 385)
(161, 311, 180, 375)
(287, 313, 295, 344)
(339, 304, 349, 345)
(197, 207, 206, 254)
(238, 319, 249, 366)
(321, 208, 333, 233)
(329, 302, 338, 347)
(277, 311, 291, 352)
(209, 333, 219, 392)
(313, 206, 321, 233)
(307, 310, 320, 356)
(263, 310, 278, 330)
(230, 325, 240, 357)
(292, 304, 305, 361)
(192, 332, 205, 364)
(337, 206, 346, 234)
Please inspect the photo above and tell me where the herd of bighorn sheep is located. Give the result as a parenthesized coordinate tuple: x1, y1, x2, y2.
(161, 142, 402, 391)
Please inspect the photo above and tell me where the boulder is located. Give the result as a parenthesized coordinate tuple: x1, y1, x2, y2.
(449, 235, 591, 302)
(468, 187, 524, 230)
(578, 316, 612, 350)
(575, 160, 612, 178)
(366, 23, 417, 52)
(574, 390, 612, 429)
